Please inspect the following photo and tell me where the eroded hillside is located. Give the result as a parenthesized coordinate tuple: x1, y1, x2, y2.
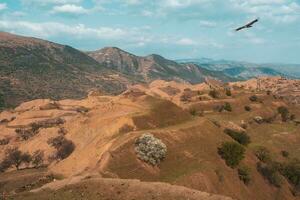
(0, 79, 300, 200)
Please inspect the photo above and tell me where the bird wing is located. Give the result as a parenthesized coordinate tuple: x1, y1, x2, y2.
(235, 26, 245, 31)
(246, 18, 259, 26)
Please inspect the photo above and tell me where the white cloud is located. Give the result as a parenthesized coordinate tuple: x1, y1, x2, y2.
(51, 4, 90, 15)
(161, 0, 211, 8)
(199, 20, 217, 28)
(0, 3, 7, 11)
(21, 0, 82, 6)
(230, 0, 300, 23)
(124, 0, 141, 5)
(0, 20, 152, 45)
(176, 38, 197, 46)
(141, 10, 154, 17)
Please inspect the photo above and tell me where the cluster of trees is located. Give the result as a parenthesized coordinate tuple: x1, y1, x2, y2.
(47, 136, 75, 160)
(0, 148, 44, 172)
(255, 146, 300, 192)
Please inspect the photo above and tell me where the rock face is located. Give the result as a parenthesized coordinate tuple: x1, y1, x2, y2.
(134, 133, 167, 165)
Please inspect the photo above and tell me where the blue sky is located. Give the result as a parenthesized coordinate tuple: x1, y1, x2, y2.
(0, 0, 300, 63)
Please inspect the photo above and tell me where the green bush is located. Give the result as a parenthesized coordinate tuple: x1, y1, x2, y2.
(257, 162, 282, 187)
(218, 142, 245, 168)
(238, 165, 251, 185)
(209, 90, 219, 98)
(225, 89, 232, 96)
(224, 129, 250, 146)
(223, 102, 232, 112)
(244, 106, 251, 111)
(255, 146, 272, 163)
(281, 159, 300, 187)
(189, 108, 197, 116)
(277, 106, 289, 122)
(249, 95, 258, 102)
(281, 150, 289, 158)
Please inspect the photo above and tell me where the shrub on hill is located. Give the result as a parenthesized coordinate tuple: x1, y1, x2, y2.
(15, 128, 38, 141)
(255, 146, 272, 163)
(0, 138, 9, 145)
(1, 148, 32, 170)
(290, 114, 296, 121)
(209, 90, 219, 99)
(32, 150, 44, 168)
(224, 129, 250, 146)
(249, 95, 258, 102)
(238, 165, 251, 185)
(257, 162, 282, 187)
(244, 106, 251, 112)
(218, 142, 245, 168)
(277, 106, 290, 122)
(225, 89, 232, 96)
(135, 133, 167, 165)
(281, 150, 289, 158)
(223, 102, 232, 112)
(280, 159, 300, 188)
(48, 136, 75, 160)
(119, 124, 135, 134)
(189, 108, 197, 116)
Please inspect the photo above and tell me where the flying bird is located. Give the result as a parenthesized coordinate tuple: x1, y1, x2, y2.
(235, 18, 259, 32)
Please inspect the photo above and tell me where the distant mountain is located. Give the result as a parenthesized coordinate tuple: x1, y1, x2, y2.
(177, 58, 300, 79)
(87, 47, 235, 84)
(222, 67, 284, 79)
(0, 32, 128, 109)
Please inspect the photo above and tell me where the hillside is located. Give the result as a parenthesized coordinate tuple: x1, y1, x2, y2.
(1, 79, 300, 199)
(0, 32, 129, 110)
(87, 47, 235, 84)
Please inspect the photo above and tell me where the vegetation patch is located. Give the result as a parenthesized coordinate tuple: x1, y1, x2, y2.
(0, 138, 10, 145)
(225, 89, 232, 96)
(0, 148, 32, 171)
(209, 90, 219, 99)
(135, 133, 167, 166)
(224, 129, 250, 146)
(254, 146, 272, 163)
(238, 165, 251, 185)
(218, 142, 245, 168)
(47, 136, 75, 160)
(280, 159, 300, 191)
(249, 95, 258, 102)
(277, 106, 290, 122)
(244, 105, 251, 111)
(119, 124, 135, 134)
(257, 162, 282, 187)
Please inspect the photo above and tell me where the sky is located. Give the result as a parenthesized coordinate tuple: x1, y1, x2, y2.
(0, 0, 300, 64)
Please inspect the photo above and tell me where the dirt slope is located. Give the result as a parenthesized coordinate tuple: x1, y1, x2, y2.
(0, 79, 300, 200)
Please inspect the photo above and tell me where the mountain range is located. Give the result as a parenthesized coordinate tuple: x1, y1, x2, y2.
(0, 32, 233, 109)
(177, 58, 300, 79)
(0, 31, 298, 110)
